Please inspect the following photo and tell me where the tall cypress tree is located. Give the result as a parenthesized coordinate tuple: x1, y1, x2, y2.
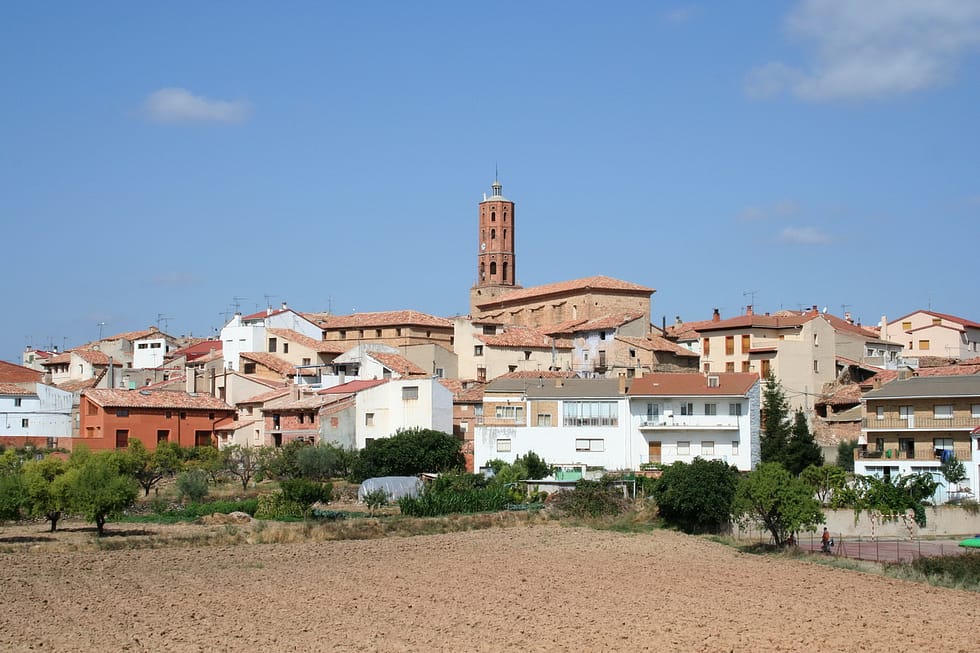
(760, 374, 791, 465)
(785, 408, 823, 475)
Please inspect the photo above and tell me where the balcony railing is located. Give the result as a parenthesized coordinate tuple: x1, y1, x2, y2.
(639, 415, 739, 430)
(855, 445, 972, 462)
(862, 416, 980, 430)
(476, 416, 526, 427)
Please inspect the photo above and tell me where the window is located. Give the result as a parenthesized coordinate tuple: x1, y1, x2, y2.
(396, 328, 402, 336)
(115, 430, 129, 448)
(876, 406, 885, 420)
(933, 437, 953, 451)
(402, 386, 419, 400)
(157, 430, 169, 444)
(524, 350, 532, 361)
(813, 359, 819, 373)
(537, 413, 552, 427)
(703, 363, 711, 373)
(575, 438, 605, 452)
(725, 362, 735, 373)
(298, 413, 305, 424)
(435, 367, 445, 378)
(495, 405, 524, 421)
(813, 333, 819, 347)
(645, 403, 661, 420)
(339, 330, 346, 339)
(460, 421, 468, 433)
(474, 345, 483, 356)
(365, 412, 374, 426)
(302, 358, 311, 366)
(899, 405, 913, 420)
(496, 439, 511, 452)
(741, 361, 751, 373)
(901, 321, 912, 331)
(741, 334, 750, 352)
(898, 438, 915, 456)
(729, 403, 742, 416)
(508, 365, 517, 373)
(701, 441, 714, 456)
(13, 397, 21, 407)
(680, 402, 694, 416)
(703, 339, 710, 356)
(629, 348, 636, 358)
(243, 363, 256, 374)
(563, 401, 618, 427)
(934, 405, 953, 419)
(932, 318, 941, 325)
(477, 367, 486, 382)
(268, 337, 277, 353)
(705, 403, 717, 416)
(731, 440, 739, 456)
(972, 404, 980, 418)
(150, 342, 161, 349)
(490, 261, 497, 276)
(116, 409, 129, 417)
(283, 343, 289, 354)
(21, 418, 29, 428)
(725, 336, 734, 355)
(919, 340, 930, 350)
(761, 360, 771, 377)
(707, 375, 719, 388)
(165, 410, 172, 419)
(677, 441, 690, 455)
(138, 343, 148, 349)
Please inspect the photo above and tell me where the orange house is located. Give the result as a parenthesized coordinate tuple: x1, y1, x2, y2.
(79, 388, 235, 451)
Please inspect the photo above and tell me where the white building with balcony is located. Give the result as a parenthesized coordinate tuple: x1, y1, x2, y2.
(627, 373, 761, 471)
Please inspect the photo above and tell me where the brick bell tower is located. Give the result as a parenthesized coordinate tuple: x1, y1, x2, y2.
(470, 177, 520, 314)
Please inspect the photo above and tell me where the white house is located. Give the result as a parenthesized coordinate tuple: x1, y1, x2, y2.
(0, 382, 73, 447)
(627, 373, 761, 471)
(354, 378, 453, 449)
(220, 303, 322, 372)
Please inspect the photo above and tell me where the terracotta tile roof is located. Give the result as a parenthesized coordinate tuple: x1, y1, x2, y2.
(239, 352, 300, 376)
(914, 364, 980, 377)
(628, 373, 758, 396)
(0, 360, 42, 383)
(473, 275, 654, 309)
(438, 378, 486, 402)
(859, 370, 899, 389)
(817, 383, 863, 407)
(82, 388, 234, 411)
(493, 370, 577, 380)
(238, 387, 292, 405)
(616, 335, 699, 358)
(0, 382, 35, 395)
(891, 309, 980, 330)
(318, 379, 389, 394)
(241, 307, 292, 321)
(171, 340, 222, 361)
(263, 389, 351, 411)
(266, 328, 346, 354)
(366, 352, 428, 377)
(73, 349, 123, 366)
(309, 310, 453, 330)
(140, 375, 187, 391)
(56, 377, 102, 392)
(476, 326, 573, 349)
(42, 352, 71, 366)
(320, 395, 356, 416)
(544, 312, 646, 335)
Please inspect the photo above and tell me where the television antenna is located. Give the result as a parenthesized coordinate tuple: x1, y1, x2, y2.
(263, 293, 277, 309)
(231, 296, 248, 313)
(743, 290, 758, 307)
(97, 322, 106, 339)
(156, 314, 172, 331)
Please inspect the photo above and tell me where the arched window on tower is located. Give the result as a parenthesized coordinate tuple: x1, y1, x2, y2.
(490, 228, 496, 241)
(480, 262, 485, 281)
(503, 210, 507, 222)
(502, 261, 509, 281)
(503, 228, 507, 241)
(490, 261, 497, 276)
(491, 211, 496, 222)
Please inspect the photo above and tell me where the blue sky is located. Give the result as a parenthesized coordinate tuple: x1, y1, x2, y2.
(2, 1, 978, 362)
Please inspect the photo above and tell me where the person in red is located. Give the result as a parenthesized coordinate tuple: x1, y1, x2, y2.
(821, 527, 831, 553)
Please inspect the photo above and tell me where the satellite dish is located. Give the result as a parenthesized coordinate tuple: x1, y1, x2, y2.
(822, 307, 828, 314)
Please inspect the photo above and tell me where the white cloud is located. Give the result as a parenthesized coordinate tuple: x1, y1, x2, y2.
(143, 88, 249, 123)
(778, 226, 832, 244)
(746, 0, 980, 101)
(738, 200, 800, 221)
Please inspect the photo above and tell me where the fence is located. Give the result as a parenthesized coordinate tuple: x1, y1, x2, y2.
(733, 527, 971, 563)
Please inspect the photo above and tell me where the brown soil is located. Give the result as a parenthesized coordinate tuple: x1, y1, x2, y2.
(1, 520, 978, 652)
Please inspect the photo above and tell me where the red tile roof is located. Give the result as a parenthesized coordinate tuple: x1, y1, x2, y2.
(438, 378, 486, 402)
(476, 326, 573, 349)
(890, 309, 980, 330)
(366, 352, 428, 377)
(82, 388, 234, 410)
(56, 377, 103, 392)
(914, 364, 980, 377)
(616, 335, 699, 358)
(239, 352, 300, 376)
(0, 382, 35, 395)
(73, 349, 123, 366)
(0, 360, 42, 383)
(171, 340, 222, 361)
(544, 312, 646, 335)
(473, 275, 655, 309)
(266, 328, 346, 354)
(318, 379, 389, 394)
(629, 373, 758, 396)
(309, 310, 453, 330)
(242, 307, 292, 321)
(817, 383, 863, 407)
(238, 387, 292, 405)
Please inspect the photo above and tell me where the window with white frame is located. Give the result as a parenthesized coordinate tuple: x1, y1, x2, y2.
(933, 437, 953, 451)
(679, 402, 694, 416)
(496, 439, 511, 452)
(729, 403, 742, 416)
(536, 413, 552, 427)
(934, 405, 953, 419)
(575, 438, 605, 452)
(402, 386, 419, 400)
(677, 441, 690, 455)
(495, 405, 524, 421)
(731, 440, 739, 456)
(972, 404, 980, 418)
(563, 401, 618, 427)
(365, 412, 374, 426)
(876, 406, 885, 420)
(645, 403, 661, 420)
(701, 441, 714, 456)
(899, 405, 913, 420)
(704, 403, 717, 416)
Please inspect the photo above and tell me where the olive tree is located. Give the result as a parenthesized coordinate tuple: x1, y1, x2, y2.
(733, 463, 824, 547)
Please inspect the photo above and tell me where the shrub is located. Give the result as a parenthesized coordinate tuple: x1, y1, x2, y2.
(280, 478, 332, 507)
(254, 491, 305, 520)
(398, 474, 511, 517)
(175, 469, 210, 503)
(296, 443, 355, 481)
(909, 551, 980, 586)
(352, 428, 463, 481)
(548, 480, 628, 519)
(653, 458, 739, 533)
(363, 488, 389, 512)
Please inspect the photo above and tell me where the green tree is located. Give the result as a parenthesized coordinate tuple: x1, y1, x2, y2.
(800, 464, 847, 507)
(836, 439, 857, 472)
(352, 428, 464, 481)
(486, 451, 551, 485)
(760, 374, 791, 465)
(53, 451, 138, 536)
(851, 473, 940, 526)
(732, 462, 824, 547)
(653, 458, 740, 533)
(222, 445, 264, 491)
(940, 455, 968, 501)
(175, 469, 210, 503)
(182, 446, 223, 484)
(0, 473, 26, 522)
(122, 440, 183, 496)
(784, 409, 823, 475)
(21, 455, 69, 531)
(295, 443, 355, 481)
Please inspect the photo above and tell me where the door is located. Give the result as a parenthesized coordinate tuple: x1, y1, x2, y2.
(648, 441, 662, 464)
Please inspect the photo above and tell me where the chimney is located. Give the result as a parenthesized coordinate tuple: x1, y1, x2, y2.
(811, 305, 818, 313)
(675, 316, 683, 327)
(746, 305, 753, 316)
(267, 306, 273, 316)
(150, 325, 159, 332)
(281, 301, 288, 311)
(712, 308, 720, 322)
(846, 312, 853, 324)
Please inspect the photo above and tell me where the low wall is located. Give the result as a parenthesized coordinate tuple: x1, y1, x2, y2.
(735, 506, 980, 540)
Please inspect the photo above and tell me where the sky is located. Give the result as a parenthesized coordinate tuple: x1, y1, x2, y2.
(2, 1, 979, 362)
